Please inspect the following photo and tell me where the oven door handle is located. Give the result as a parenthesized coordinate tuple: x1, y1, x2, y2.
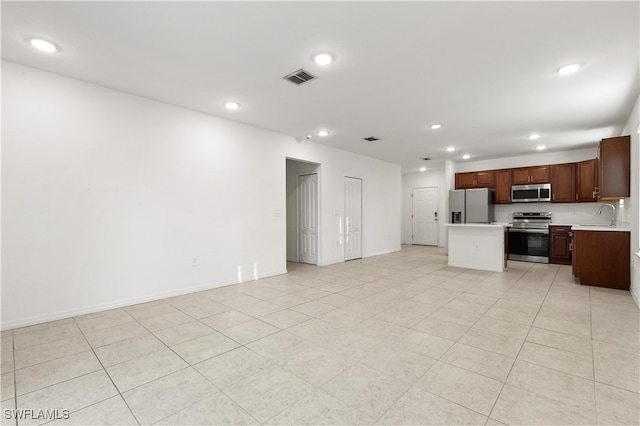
(509, 228, 549, 234)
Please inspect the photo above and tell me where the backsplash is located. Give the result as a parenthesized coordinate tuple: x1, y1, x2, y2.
(495, 199, 630, 226)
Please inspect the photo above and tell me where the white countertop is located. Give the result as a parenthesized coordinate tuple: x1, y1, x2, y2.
(446, 222, 629, 231)
(571, 225, 631, 232)
(445, 223, 508, 228)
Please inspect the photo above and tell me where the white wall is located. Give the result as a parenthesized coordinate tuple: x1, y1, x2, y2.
(621, 94, 639, 307)
(285, 148, 401, 265)
(494, 203, 615, 226)
(1, 62, 401, 329)
(401, 170, 447, 246)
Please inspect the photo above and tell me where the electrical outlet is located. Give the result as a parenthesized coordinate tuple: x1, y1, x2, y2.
(192, 257, 199, 266)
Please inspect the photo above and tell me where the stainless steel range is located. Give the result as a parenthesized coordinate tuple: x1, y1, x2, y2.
(508, 212, 552, 263)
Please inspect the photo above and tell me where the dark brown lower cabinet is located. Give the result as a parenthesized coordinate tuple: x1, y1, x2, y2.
(549, 226, 571, 265)
(572, 230, 630, 290)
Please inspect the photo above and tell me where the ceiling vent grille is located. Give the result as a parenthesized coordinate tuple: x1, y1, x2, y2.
(422, 157, 431, 161)
(283, 69, 317, 85)
(363, 136, 380, 142)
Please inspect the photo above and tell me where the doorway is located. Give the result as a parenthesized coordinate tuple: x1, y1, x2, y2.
(286, 159, 320, 265)
(412, 187, 438, 246)
(345, 177, 362, 261)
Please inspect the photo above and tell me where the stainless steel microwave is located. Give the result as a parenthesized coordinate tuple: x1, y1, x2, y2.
(511, 183, 552, 203)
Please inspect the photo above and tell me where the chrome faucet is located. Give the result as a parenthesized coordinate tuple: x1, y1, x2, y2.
(597, 203, 616, 227)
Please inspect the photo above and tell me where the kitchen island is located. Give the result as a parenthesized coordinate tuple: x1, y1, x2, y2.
(571, 225, 630, 289)
(446, 224, 508, 272)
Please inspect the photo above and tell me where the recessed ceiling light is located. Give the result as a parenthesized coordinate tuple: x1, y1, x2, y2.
(419, 167, 427, 172)
(430, 124, 442, 130)
(557, 63, 580, 75)
(313, 53, 333, 65)
(535, 145, 547, 151)
(462, 154, 471, 160)
(445, 146, 456, 152)
(317, 130, 330, 137)
(528, 134, 541, 140)
(30, 38, 57, 53)
(224, 101, 240, 110)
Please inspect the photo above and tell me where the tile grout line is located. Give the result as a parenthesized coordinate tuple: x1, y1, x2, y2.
(80, 302, 282, 421)
(371, 294, 499, 422)
(255, 260, 440, 424)
(224, 265, 386, 425)
(363, 267, 515, 424)
(6, 251, 635, 425)
(484, 263, 558, 422)
(121, 300, 309, 425)
(414, 276, 521, 386)
(71, 316, 142, 426)
(11, 330, 17, 426)
(589, 286, 599, 423)
(151, 356, 263, 426)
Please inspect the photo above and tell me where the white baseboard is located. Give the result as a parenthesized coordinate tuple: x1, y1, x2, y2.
(318, 247, 402, 266)
(366, 248, 401, 258)
(631, 287, 640, 310)
(1, 268, 287, 331)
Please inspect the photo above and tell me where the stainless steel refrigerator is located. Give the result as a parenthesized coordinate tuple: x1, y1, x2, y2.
(448, 188, 495, 224)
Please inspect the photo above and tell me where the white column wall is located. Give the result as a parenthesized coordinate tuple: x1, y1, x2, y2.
(1, 62, 401, 329)
(621, 94, 639, 307)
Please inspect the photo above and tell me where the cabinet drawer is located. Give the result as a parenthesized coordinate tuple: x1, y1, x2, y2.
(550, 226, 571, 233)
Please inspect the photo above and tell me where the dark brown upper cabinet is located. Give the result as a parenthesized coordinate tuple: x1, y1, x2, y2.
(598, 135, 630, 200)
(511, 165, 550, 185)
(550, 163, 576, 203)
(455, 171, 494, 189)
(493, 169, 512, 204)
(576, 159, 597, 202)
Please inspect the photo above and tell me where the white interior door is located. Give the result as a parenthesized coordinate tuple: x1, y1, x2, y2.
(298, 173, 318, 264)
(345, 177, 362, 261)
(412, 187, 438, 246)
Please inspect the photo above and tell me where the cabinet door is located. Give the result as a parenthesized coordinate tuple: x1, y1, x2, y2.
(455, 172, 475, 189)
(529, 166, 550, 184)
(550, 233, 570, 258)
(599, 136, 630, 200)
(474, 171, 494, 188)
(511, 168, 530, 185)
(576, 160, 597, 202)
(494, 169, 511, 204)
(550, 163, 575, 203)
(573, 230, 630, 289)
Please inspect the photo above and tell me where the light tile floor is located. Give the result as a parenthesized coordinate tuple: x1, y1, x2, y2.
(1, 246, 639, 425)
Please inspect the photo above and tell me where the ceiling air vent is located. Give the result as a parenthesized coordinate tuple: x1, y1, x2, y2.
(422, 157, 431, 161)
(363, 136, 380, 142)
(283, 69, 317, 85)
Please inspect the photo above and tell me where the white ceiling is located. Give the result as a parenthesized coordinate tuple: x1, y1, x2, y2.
(2, 2, 638, 172)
